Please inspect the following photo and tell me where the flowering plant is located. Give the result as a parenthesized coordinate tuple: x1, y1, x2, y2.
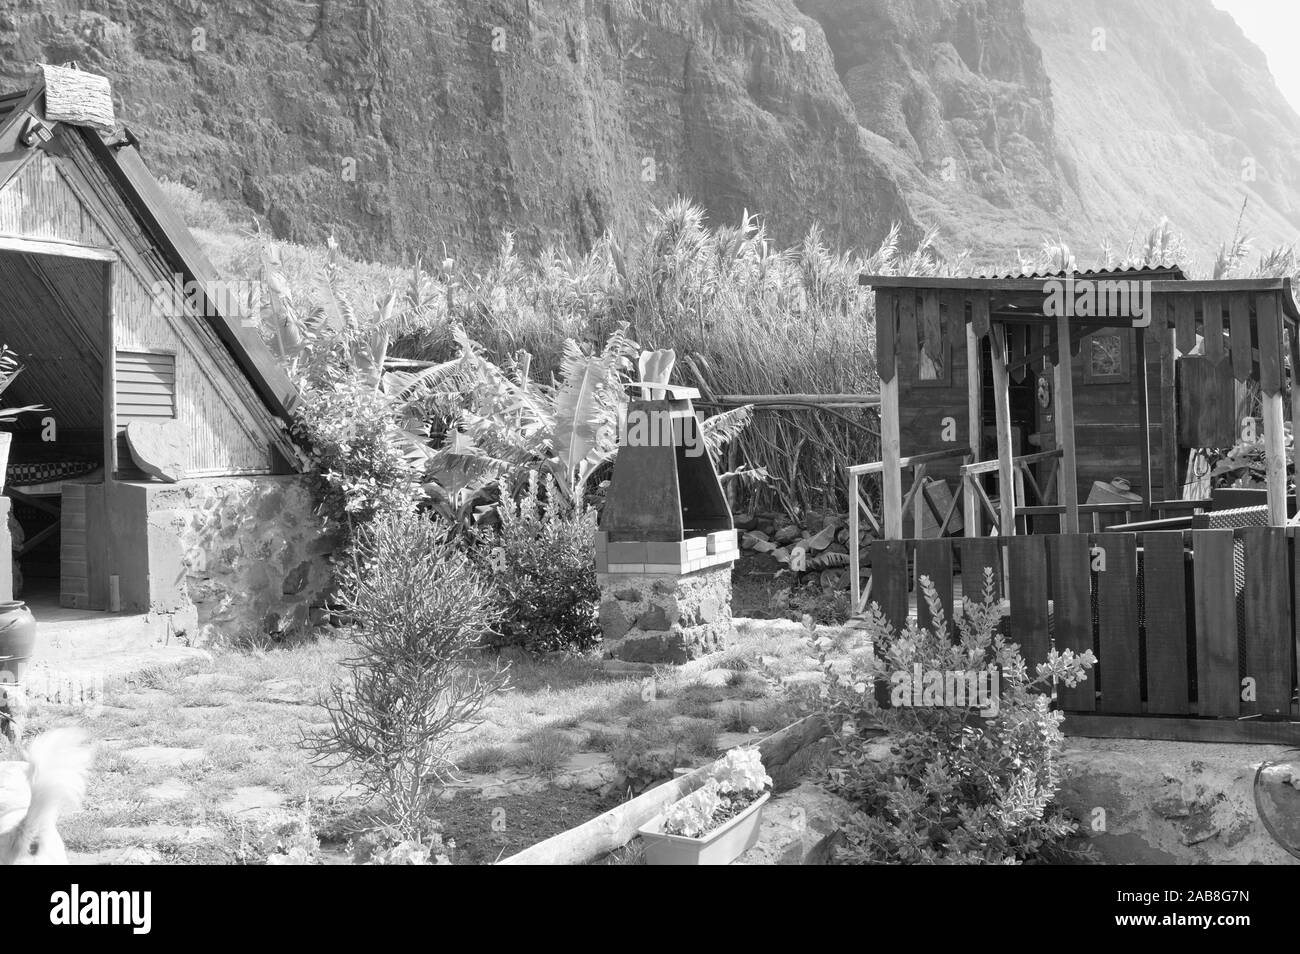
(661, 779, 726, 838)
(660, 747, 771, 838)
(708, 746, 772, 796)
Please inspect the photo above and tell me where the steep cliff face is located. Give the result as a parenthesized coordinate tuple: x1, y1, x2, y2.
(796, 0, 1071, 260)
(0, 0, 919, 261)
(1, 0, 1297, 267)
(1024, 0, 1300, 262)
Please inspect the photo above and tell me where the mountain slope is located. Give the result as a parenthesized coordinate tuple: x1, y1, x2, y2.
(1024, 0, 1300, 264)
(1, 0, 1298, 268)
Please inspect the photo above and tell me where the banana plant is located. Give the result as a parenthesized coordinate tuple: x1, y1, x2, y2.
(426, 325, 636, 506)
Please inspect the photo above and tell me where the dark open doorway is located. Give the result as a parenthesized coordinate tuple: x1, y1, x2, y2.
(0, 248, 106, 606)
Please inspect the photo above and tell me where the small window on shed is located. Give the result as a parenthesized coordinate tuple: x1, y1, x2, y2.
(115, 351, 176, 421)
(115, 351, 176, 473)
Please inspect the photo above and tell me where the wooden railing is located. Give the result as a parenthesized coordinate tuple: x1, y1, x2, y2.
(960, 448, 1061, 535)
(849, 445, 967, 614)
(862, 530, 1300, 742)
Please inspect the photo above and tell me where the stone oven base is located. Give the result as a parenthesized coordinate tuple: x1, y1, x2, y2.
(598, 563, 734, 664)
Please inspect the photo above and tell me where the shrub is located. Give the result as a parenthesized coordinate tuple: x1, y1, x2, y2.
(291, 378, 426, 554)
(818, 571, 1097, 865)
(309, 511, 508, 840)
(486, 472, 601, 654)
(609, 734, 689, 794)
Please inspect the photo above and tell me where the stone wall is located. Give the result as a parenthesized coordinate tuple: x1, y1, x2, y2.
(598, 564, 734, 663)
(120, 476, 334, 644)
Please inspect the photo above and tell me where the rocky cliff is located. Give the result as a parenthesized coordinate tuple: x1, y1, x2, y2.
(1, 0, 1297, 267)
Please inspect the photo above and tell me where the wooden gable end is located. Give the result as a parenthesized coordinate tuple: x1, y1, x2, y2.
(0, 139, 292, 476)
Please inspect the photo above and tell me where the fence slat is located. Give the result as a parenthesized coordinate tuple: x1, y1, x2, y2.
(1008, 535, 1050, 673)
(869, 539, 909, 631)
(1193, 529, 1238, 717)
(913, 538, 953, 635)
(960, 537, 1002, 605)
(1095, 533, 1141, 713)
(1049, 534, 1094, 711)
(1294, 535, 1300, 719)
(1142, 531, 1190, 714)
(1241, 527, 1291, 717)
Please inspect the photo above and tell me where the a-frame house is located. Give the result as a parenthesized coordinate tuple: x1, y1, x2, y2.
(0, 67, 301, 614)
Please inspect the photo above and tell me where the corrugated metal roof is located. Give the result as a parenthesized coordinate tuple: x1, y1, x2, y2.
(981, 264, 1187, 281)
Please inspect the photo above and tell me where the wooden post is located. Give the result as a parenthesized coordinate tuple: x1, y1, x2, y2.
(101, 260, 117, 613)
(1289, 326, 1300, 466)
(1259, 292, 1288, 527)
(1262, 390, 1287, 526)
(881, 374, 903, 539)
(102, 261, 117, 478)
(1159, 321, 1179, 502)
(1054, 315, 1081, 534)
(849, 471, 861, 611)
(878, 291, 904, 540)
(989, 323, 1016, 536)
(965, 324, 981, 537)
(1135, 325, 1153, 520)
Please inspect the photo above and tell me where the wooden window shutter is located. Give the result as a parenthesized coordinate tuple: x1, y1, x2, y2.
(115, 350, 176, 473)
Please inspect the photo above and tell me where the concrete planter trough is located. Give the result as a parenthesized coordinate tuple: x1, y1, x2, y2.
(637, 792, 770, 865)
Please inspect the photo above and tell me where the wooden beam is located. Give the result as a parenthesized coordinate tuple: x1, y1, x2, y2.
(1135, 325, 1152, 520)
(497, 715, 833, 865)
(989, 324, 1015, 536)
(1053, 315, 1081, 533)
(1062, 714, 1300, 744)
(100, 260, 117, 612)
(849, 472, 861, 612)
(880, 373, 903, 539)
(965, 324, 981, 537)
(1262, 390, 1287, 526)
(101, 260, 117, 477)
(1159, 323, 1179, 498)
(0, 233, 117, 261)
(1289, 326, 1300, 464)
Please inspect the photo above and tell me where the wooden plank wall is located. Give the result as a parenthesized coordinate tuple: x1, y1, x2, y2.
(863, 530, 1300, 738)
(897, 290, 970, 485)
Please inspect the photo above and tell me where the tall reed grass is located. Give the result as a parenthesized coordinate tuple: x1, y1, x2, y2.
(165, 177, 1300, 516)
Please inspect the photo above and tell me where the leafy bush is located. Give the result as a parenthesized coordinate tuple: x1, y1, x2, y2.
(291, 378, 427, 553)
(309, 510, 508, 840)
(609, 734, 689, 794)
(485, 472, 601, 654)
(819, 571, 1097, 865)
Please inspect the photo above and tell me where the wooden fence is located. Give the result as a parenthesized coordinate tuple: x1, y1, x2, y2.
(865, 529, 1300, 742)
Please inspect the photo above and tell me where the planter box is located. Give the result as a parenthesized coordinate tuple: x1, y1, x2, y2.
(637, 792, 769, 865)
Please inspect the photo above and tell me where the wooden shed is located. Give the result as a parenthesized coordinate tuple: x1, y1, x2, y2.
(875, 265, 1188, 523)
(850, 268, 1300, 742)
(0, 68, 299, 612)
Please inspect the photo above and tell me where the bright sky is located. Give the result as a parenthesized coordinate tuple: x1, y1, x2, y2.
(1213, 0, 1300, 115)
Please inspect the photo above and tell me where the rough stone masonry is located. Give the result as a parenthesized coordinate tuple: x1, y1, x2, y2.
(596, 529, 739, 663)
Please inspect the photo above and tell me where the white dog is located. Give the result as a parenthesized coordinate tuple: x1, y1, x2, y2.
(0, 728, 93, 864)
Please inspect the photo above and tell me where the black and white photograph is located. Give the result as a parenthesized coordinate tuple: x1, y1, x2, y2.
(0, 0, 1296, 921)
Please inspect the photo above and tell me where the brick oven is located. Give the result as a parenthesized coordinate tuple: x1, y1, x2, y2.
(594, 384, 738, 662)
